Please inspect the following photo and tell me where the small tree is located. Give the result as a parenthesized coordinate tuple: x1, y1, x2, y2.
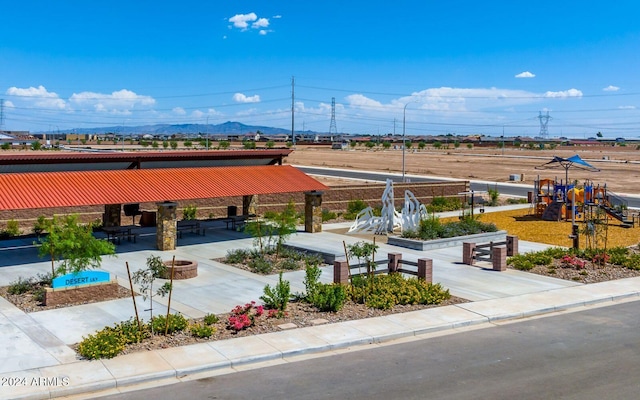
(37, 215, 115, 277)
(418, 141, 426, 150)
(162, 140, 169, 149)
(269, 200, 298, 258)
(266, 140, 275, 149)
(131, 255, 172, 335)
(219, 140, 230, 149)
(31, 141, 42, 151)
(170, 141, 178, 149)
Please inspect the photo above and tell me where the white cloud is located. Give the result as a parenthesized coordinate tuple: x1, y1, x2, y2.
(618, 105, 636, 110)
(345, 94, 383, 108)
(6, 85, 67, 109)
(3, 100, 14, 108)
(543, 88, 583, 98)
(69, 89, 155, 113)
(228, 13, 273, 34)
(272, 15, 282, 19)
(233, 93, 261, 103)
(229, 13, 257, 30)
(515, 71, 535, 78)
(252, 18, 269, 29)
(603, 85, 620, 92)
(172, 107, 186, 115)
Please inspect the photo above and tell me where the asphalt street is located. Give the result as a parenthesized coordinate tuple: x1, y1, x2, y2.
(297, 166, 640, 208)
(97, 299, 640, 400)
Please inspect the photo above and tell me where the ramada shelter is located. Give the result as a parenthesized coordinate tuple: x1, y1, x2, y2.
(0, 150, 328, 250)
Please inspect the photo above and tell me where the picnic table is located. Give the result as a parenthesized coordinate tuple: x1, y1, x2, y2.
(177, 220, 201, 238)
(103, 226, 138, 244)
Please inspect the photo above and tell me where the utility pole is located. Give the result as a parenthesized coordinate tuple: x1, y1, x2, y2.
(291, 76, 295, 147)
(0, 99, 4, 133)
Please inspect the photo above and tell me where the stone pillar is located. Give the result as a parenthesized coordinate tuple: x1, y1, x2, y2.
(103, 204, 122, 228)
(305, 191, 323, 233)
(242, 195, 257, 216)
(506, 235, 519, 257)
(333, 260, 350, 284)
(156, 201, 178, 251)
(388, 252, 402, 273)
(417, 258, 433, 283)
(462, 242, 476, 265)
(492, 246, 507, 271)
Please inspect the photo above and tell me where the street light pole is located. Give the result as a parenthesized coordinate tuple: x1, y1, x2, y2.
(402, 102, 414, 182)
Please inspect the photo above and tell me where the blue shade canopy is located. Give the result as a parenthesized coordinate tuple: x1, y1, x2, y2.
(535, 154, 600, 172)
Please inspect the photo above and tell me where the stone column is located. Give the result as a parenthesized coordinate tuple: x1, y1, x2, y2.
(417, 258, 433, 283)
(462, 242, 476, 265)
(492, 246, 507, 271)
(333, 260, 350, 284)
(156, 201, 178, 251)
(304, 191, 323, 233)
(103, 204, 122, 227)
(242, 194, 257, 216)
(388, 253, 402, 273)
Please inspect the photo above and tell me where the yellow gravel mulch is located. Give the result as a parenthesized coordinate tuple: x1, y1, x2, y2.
(442, 209, 640, 248)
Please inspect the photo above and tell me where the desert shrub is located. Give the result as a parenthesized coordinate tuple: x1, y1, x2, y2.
(309, 283, 347, 312)
(190, 323, 216, 338)
(150, 313, 188, 335)
(226, 248, 250, 264)
(182, 205, 197, 220)
(227, 302, 264, 331)
(203, 313, 219, 325)
(8, 277, 32, 295)
(77, 327, 126, 360)
(344, 199, 369, 220)
(277, 257, 299, 270)
(1, 220, 20, 237)
(33, 215, 48, 235)
(322, 208, 338, 222)
(426, 196, 462, 213)
(506, 198, 529, 204)
(508, 251, 552, 270)
(348, 274, 451, 310)
(403, 215, 497, 240)
(303, 264, 322, 299)
(260, 272, 291, 312)
(248, 255, 273, 274)
(115, 318, 149, 344)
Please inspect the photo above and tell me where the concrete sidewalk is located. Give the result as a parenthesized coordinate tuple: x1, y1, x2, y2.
(0, 205, 635, 399)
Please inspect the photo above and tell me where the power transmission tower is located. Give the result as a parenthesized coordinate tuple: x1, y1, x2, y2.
(329, 97, 338, 136)
(0, 99, 4, 133)
(538, 111, 551, 138)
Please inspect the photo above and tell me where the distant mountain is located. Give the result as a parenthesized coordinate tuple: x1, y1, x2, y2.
(45, 122, 296, 136)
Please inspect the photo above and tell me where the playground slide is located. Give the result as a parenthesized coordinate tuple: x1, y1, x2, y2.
(596, 203, 633, 226)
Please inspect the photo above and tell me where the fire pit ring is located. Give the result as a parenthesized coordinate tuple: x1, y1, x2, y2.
(162, 260, 198, 280)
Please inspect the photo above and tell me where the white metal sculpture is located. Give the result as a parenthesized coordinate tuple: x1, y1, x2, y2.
(348, 179, 426, 234)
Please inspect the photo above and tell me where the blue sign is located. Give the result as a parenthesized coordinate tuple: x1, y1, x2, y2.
(52, 270, 111, 289)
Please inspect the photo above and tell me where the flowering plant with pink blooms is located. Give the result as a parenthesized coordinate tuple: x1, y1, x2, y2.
(226, 301, 264, 332)
(561, 255, 586, 270)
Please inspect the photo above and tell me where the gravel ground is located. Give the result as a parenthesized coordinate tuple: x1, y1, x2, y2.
(509, 259, 640, 284)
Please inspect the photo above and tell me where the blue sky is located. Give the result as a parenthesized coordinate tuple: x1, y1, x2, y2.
(1, 1, 639, 137)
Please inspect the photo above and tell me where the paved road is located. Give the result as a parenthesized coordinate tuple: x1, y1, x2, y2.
(297, 166, 640, 208)
(99, 300, 640, 400)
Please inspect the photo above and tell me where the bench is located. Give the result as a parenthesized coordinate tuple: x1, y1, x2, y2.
(177, 220, 201, 238)
(103, 226, 138, 244)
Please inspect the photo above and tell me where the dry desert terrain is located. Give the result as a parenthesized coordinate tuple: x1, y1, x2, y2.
(286, 145, 640, 195)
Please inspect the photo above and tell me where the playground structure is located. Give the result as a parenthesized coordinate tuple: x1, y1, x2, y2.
(533, 177, 634, 227)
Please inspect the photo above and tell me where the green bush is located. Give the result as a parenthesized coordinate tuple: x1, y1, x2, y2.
(33, 215, 48, 235)
(277, 257, 299, 270)
(2, 220, 20, 237)
(348, 274, 451, 310)
(260, 272, 291, 312)
(303, 264, 322, 299)
(203, 313, 219, 325)
(403, 215, 497, 240)
(77, 327, 126, 360)
(344, 200, 369, 220)
(115, 318, 148, 344)
(150, 313, 188, 335)
(8, 277, 32, 295)
(249, 256, 273, 274)
(426, 196, 462, 213)
(190, 323, 216, 338)
(182, 205, 197, 220)
(322, 208, 338, 222)
(309, 283, 347, 312)
(226, 248, 250, 264)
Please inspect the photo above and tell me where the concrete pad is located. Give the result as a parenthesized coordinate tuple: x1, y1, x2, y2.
(339, 316, 413, 343)
(0, 369, 48, 400)
(40, 360, 115, 399)
(208, 335, 281, 366)
(156, 343, 230, 376)
(101, 351, 176, 387)
(256, 328, 333, 357)
(302, 321, 374, 349)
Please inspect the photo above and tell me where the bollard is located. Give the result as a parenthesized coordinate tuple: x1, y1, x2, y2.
(333, 260, 350, 284)
(388, 253, 402, 273)
(417, 258, 433, 283)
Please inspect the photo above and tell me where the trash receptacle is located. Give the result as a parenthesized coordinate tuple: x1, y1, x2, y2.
(227, 206, 238, 217)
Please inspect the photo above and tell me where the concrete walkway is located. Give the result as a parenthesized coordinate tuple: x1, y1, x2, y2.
(1, 206, 637, 399)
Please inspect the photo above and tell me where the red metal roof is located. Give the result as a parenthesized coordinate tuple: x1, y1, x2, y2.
(0, 165, 327, 211)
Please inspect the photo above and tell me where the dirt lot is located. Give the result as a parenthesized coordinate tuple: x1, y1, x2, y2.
(285, 145, 640, 195)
